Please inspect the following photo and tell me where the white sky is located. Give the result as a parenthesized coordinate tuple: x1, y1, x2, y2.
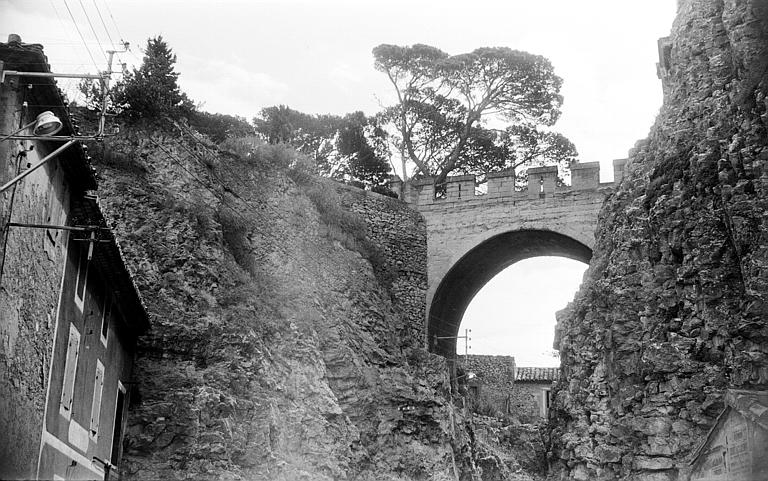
(1, 0, 677, 366)
(461, 257, 588, 367)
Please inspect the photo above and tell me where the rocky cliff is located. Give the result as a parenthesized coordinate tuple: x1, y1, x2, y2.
(91, 127, 481, 480)
(550, 0, 768, 479)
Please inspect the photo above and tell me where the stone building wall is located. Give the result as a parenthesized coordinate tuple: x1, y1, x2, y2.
(550, 1, 768, 480)
(0, 45, 95, 476)
(458, 354, 516, 418)
(0, 79, 70, 480)
(509, 381, 551, 424)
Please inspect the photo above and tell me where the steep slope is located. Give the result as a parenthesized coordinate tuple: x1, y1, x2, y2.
(92, 126, 479, 480)
(550, 1, 768, 480)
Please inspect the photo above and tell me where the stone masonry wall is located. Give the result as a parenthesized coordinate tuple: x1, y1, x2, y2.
(338, 184, 428, 349)
(416, 185, 610, 324)
(550, 1, 768, 480)
(0, 86, 72, 479)
(509, 382, 550, 424)
(458, 354, 516, 418)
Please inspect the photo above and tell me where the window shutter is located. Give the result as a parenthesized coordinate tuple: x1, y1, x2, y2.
(60, 324, 81, 416)
(90, 360, 105, 438)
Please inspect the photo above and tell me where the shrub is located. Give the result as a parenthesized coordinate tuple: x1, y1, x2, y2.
(305, 183, 368, 241)
(190, 111, 255, 143)
(303, 180, 396, 289)
(219, 137, 300, 173)
(217, 208, 255, 275)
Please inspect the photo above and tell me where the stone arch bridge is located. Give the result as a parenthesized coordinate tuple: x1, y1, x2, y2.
(391, 160, 627, 358)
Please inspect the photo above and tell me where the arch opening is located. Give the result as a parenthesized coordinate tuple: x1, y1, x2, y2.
(428, 229, 592, 358)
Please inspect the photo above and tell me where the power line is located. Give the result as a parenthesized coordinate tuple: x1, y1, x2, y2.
(48, 0, 88, 101)
(62, 0, 100, 71)
(78, 0, 109, 64)
(101, 0, 125, 43)
(170, 123, 261, 200)
(144, 137, 251, 223)
(92, 0, 115, 48)
(48, 0, 80, 49)
(92, 0, 127, 67)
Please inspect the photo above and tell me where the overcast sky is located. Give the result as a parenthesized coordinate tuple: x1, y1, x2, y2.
(1, 0, 677, 366)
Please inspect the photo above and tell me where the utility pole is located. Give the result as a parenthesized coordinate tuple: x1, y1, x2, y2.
(434, 329, 471, 392)
(99, 43, 129, 138)
(434, 328, 471, 357)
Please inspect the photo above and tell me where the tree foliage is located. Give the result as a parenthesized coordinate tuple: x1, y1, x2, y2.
(373, 44, 576, 186)
(254, 105, 391, 188)
(114, 36, 194, 121)
(190, 111, 255, 143)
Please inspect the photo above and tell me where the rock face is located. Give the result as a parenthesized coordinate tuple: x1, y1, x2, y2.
(472, 415, 548, 481)
(94, 131, 480, 480)
(550, 1, 768, 480)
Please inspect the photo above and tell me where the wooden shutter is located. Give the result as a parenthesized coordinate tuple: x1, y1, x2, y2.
(90, 360, 105, 438)
(60, 324, 81, 417)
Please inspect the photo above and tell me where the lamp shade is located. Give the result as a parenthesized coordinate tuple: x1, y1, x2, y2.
(33, 111, 63, 136)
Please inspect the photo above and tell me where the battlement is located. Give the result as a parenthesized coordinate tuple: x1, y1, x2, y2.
(391, 159, 627, 206)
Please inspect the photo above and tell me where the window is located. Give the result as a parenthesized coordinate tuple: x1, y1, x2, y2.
(74, 245, 89, 311)
(110, 382, 127, 465)
(100, 292, 111, 346)
(60, 324, 81, 419)
(89, 360, 105, 440)
(541, 388, 552, 417)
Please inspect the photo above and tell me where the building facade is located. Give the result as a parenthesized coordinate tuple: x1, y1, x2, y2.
(458, 355, 559, 423)
(689, 390, 768, 481)
(510, 367, 559, 423)
(458, 354, 516, 418)
(0, 36, 148, 480)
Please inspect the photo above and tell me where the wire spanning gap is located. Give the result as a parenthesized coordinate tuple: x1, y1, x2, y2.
(91, 0, 115, 48)
(62, 0, 101, 71)
(144, 137, 251, 224)
(101, 0, 125, 44)
(77, 0, 109, 64)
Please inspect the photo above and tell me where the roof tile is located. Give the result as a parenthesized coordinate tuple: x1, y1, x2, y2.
(515, 367, 560, 382)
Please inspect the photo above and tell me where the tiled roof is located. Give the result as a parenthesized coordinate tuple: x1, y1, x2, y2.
(515, 367, 560, 382)
(0, 35, 96, 191)
(70, 195, 150, 334)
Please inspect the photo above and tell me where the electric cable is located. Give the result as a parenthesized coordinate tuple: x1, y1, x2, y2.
(92, 0, 127, 67)
(62, 0, 101, 71)
(101, 0, 125, 44)
(92, 0, 115, 49)
(78, 0, 109, 64)
(48, 0, 81, 49)
(48, 0, 88, 100)
(168, 124, 260, 200)
(144, 137, 251, 223)
(100, 0, 140, 67)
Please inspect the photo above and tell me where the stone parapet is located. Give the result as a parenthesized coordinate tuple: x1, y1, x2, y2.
(394, 160, 625, 206)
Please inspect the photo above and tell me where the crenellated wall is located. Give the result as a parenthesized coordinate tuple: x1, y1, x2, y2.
(389, 162, 622, 356)
(391, 160, 626, 206)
